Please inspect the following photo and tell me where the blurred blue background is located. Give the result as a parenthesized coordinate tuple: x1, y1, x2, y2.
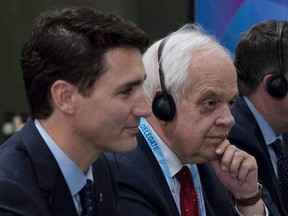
(195, 0, 288, 53)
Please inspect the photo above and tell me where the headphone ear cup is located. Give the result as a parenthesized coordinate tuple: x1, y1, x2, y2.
(152, 93, 176, 121)
(266, 74, 288, 98)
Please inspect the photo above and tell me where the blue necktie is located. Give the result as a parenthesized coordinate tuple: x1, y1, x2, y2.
(80, 179, 95, 216)
(272, 139, 288, 211)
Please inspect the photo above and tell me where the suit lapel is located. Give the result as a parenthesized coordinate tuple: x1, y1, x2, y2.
(236, 96, 272, 157)
(20, 118, 78, 216)
(138, 133, 180, 216)
(49, 176, 78, 216)
(91, 155, 119, 216)
(199, 189, 215, 216)
(233, 97, 278, 178)
(198, 163, 234, 216)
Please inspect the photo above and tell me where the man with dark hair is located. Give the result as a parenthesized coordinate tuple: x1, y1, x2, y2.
(228, 20, 288, 215)
(0, 6, 150, 215)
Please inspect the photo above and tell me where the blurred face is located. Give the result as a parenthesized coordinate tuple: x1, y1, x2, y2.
(165, 51, 238, 164)
(73, 47, 151, 153)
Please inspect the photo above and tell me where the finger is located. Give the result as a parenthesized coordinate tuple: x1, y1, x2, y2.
(237, 155, 257, 184)
(220, 144, 237, 172)
(215, 139, 231, 155)
(228, 149, 245, 178)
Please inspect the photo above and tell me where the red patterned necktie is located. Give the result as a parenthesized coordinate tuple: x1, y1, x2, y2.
(175, 166, 199, 216)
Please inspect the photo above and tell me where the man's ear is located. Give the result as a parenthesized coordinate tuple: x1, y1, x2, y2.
(50, 80, 75, 114)
(261, 73, 274, 91)
(262, 73, 273, 84)
(262, 72, 288, 98)
(153, 88, 163, 99)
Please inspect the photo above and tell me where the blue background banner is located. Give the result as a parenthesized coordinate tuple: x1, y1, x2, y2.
(195, 0, 288, 53)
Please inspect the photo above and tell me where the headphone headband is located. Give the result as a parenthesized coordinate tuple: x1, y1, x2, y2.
(266, 20, 288, 99)
(276, 20, 285, 77)
(157, 37, 170, 94)
(152, 36, 176, 121)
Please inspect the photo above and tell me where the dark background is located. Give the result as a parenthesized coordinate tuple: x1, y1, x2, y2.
(0, 0, 192, 142)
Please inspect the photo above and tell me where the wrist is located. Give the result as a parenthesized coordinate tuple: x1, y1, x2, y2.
(235, 183, 263, 206)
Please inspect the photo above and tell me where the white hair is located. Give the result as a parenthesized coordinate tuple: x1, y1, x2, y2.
(143, 24, 232, 104)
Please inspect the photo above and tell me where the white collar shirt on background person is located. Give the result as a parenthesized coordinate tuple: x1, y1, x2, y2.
(35, 119, 93, 215)
(243, 96, 282, 177)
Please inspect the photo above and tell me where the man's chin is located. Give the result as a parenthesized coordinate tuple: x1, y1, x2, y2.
(117, 138, 138, 153)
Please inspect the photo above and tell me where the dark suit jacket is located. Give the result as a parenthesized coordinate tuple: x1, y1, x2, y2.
(106, 133, 237, 216)
(228, 95, 287, 216)
(0, 118, 119, 216)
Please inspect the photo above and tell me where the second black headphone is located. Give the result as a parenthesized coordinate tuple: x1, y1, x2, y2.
(266, 20, 288, 99)
(152, 37, 176, 121)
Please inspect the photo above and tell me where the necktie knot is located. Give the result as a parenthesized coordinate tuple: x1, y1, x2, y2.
(80, 179, 95, 216)
(176, 166, 194, 189)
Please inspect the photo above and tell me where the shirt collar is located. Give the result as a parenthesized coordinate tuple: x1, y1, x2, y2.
(34, 119, 93, 196)
(243, 96, 282, 145)
(147, 122, 183, 177)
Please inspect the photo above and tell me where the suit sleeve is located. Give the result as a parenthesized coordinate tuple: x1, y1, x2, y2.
(0, 179, 49, 216)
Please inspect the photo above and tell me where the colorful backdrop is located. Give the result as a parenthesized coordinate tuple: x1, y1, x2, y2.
(195, 0, 288, 53)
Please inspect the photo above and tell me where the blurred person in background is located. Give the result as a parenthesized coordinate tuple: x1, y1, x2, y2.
(228, 20, 288, 216)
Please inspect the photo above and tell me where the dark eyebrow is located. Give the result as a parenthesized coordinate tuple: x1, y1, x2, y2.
(121, 74, 146, 89)
(131, 74, 146, 86)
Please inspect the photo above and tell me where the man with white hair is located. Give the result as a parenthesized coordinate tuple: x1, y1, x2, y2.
(107, 24, 268, 216)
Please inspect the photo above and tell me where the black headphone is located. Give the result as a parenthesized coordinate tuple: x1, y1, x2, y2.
(152, 37, 176, 121)
(266, 20, 288, 99)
